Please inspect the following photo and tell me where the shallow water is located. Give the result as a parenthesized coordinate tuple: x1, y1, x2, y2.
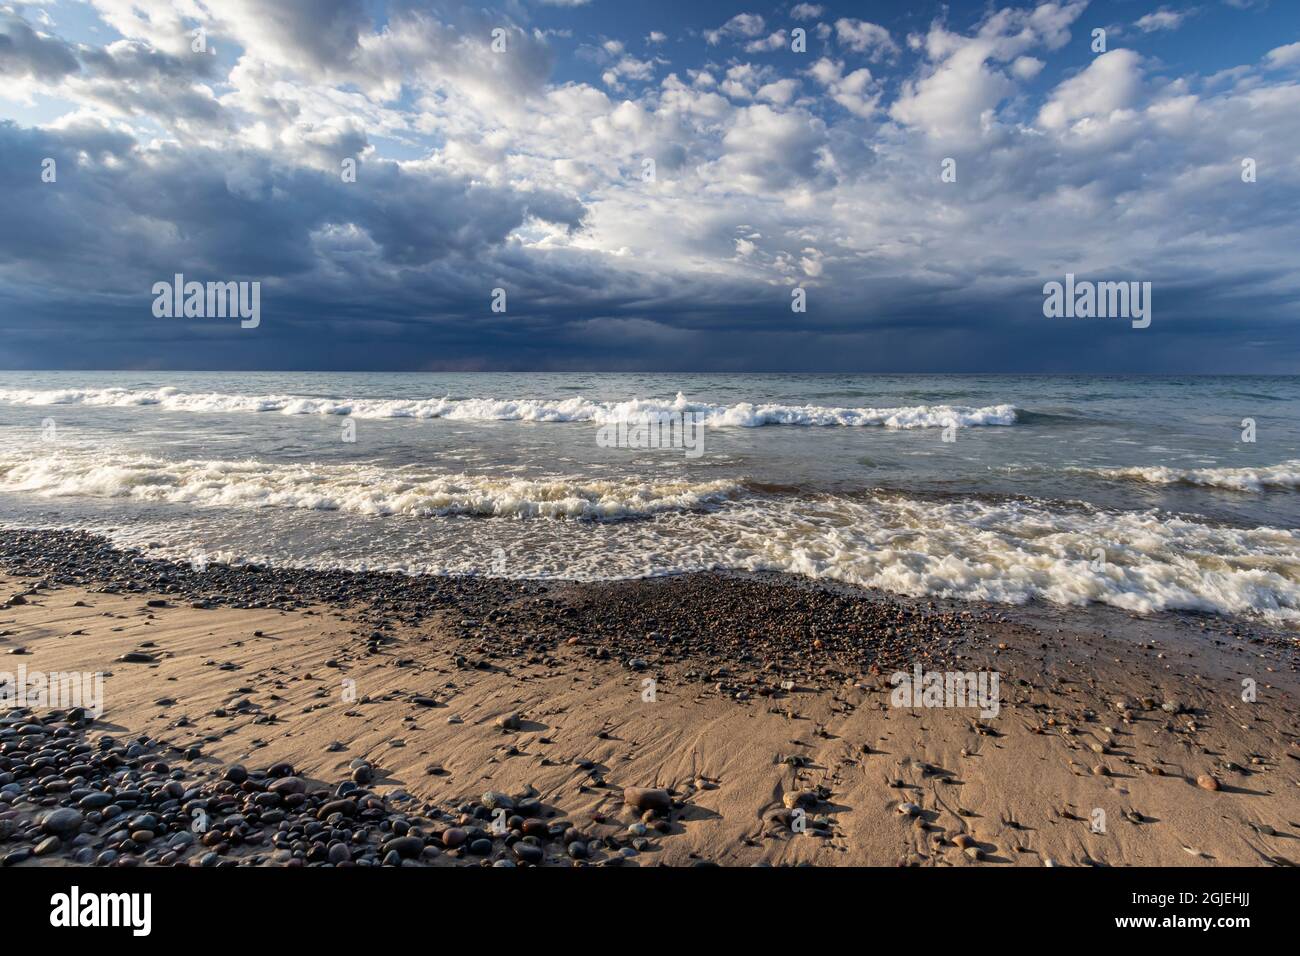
(2, 371, 1299, 623)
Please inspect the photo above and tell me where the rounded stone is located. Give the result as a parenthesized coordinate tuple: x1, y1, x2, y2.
(622, 787, 672, 814)
(784, 789, 820, 810)
(40, 807, 84, 835)
(328, 843, 353, 864)
(513, 842, 544, 865)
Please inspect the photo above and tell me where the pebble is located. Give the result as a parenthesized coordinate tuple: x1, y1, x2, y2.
(40, 807, 84, 835)
(784, 789, 820, 810)
(381, 836, 424, 859)
(623, 787, 672, 814)
(513, 842, 544, 865)
(268, 776, 307, 795)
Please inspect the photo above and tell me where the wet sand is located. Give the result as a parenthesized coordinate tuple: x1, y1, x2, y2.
(2, 530, 1298, 867)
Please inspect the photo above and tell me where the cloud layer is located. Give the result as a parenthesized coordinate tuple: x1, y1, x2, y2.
(1, 0, 1298, 371)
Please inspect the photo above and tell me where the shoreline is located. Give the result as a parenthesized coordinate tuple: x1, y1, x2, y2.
(2, 528, 1298, 867)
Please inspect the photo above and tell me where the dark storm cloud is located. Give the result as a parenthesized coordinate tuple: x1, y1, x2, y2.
(0, 0, 1298, 371)
(0, 119, 584, 282)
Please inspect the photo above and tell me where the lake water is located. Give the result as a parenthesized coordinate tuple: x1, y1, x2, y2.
(2, 371, 1299, 623)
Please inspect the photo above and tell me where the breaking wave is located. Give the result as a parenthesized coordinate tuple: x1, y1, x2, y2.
(704, 493, 1300, 623)
(0, 451, 745, 520)
(6, 447, 1300, 624)
(0, 387, 1018, 429)
(1075, 461, 1300, 493)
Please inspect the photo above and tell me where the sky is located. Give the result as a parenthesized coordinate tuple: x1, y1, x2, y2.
(0, 0, 1297, 373)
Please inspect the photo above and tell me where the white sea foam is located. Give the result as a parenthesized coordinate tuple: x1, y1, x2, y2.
(7, 449, 1299, 624)
(1075, 461, 1300, 492)
(703, 494, 1300, 622)
(0, 451, 744, 520)
(0, 387, 1018, 429)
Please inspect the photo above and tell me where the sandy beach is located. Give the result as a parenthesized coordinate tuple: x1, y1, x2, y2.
(2, 529, 1297, 868)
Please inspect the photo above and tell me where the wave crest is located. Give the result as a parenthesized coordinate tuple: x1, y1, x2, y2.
(0, 387, 1018, 429)
(1075, 461, 1300, 493)
(0, 451, 745, 520)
